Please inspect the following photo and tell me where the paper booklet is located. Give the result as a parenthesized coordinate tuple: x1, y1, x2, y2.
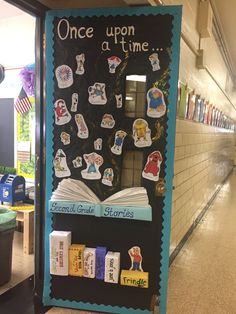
(49, 179, 152, 221)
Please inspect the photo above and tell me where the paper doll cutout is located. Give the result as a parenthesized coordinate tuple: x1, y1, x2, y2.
(75, 53, 85, 75)
(128, 246, 143, 271)
(94, 138, 103, 151)
(149, 53, 160, 71)
(72, 156, 82, 168)
(60, 132, 70, 145)
(54, 99, 71, 125)
(88, 83, 107, 105)
(81, 152, 104, 180)
(55, 65, 73, 89)
(101, 114, 115, 129)
(111, 130, 127, 155)
(147, 87, 166, 118)
(133, 119, 152, 148)
(75, 114, 89, 139)
(107, 56, 121, 73)
(54, 149, 71, 178)
(102, 168, 114, 186)
(115, 94, 123, 108)
(71, 93, 78, 112)
(142, 151, 162, 181)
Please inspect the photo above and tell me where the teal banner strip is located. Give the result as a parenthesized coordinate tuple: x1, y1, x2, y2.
(49, 201, 152, 222)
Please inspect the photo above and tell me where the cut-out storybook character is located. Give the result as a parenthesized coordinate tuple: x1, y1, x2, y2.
(101, 114, 115, 129)
(81, 152, 104, 180)
(107, 56, 121, 73)
(54, 149, 71, 178)
(54, 99, 71, 125)
(142, 151, 162, 181)
(60, 132, 70, 145)
(111, 130, 127, 155)
(75, 114, 89, 139)
(71, 93, 78, 112)
(128, 246, 143, 271)
(149, 53, 160, 71)
(88, 82, 107, 105)
(72, 156, 82, 168)
(75, 53, 85, 75)
(94, 138, 103, 151)
(147, 87, 166, 118)
(133, 119, 152, 148)
(102, 168, 114, 186)
(55, 64, 73, 89)
(115, 94, 123, 108)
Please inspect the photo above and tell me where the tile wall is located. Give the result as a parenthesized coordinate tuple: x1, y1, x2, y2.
(170, 118, 234, 255)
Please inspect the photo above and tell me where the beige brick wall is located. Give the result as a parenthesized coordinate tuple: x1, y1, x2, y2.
(170, 118, 234, 255)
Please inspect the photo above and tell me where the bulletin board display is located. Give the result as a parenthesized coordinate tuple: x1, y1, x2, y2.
(43, 6, 182, 314)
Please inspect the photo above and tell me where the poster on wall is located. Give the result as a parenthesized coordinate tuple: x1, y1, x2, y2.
(44, 6, 182, 314)
(16, 96, 35, 179)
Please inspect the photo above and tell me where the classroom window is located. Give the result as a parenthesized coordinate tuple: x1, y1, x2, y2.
(125, 75, 146, 117)
(121, 150, 143, 188)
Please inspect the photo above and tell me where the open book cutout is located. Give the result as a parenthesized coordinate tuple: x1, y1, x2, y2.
(49, 179, 152, 221)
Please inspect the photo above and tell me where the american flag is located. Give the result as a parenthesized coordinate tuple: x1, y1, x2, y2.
(14, 87, 32, 114)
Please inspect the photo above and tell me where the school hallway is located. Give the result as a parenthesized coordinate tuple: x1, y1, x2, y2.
(167, 169, 236, 314)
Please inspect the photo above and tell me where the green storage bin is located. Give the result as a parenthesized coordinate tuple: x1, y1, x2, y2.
(0, 209, 16, 286)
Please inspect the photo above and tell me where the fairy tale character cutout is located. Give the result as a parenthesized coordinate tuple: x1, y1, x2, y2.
(147, 87, 166, 118)
(133, 118, 152, 148)
(142, 151, 163, 181)
(54, 99, 71, 125)
(81, 152, 104, 180)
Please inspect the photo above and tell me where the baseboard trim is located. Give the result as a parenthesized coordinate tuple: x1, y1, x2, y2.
(169, 167, 233, 266)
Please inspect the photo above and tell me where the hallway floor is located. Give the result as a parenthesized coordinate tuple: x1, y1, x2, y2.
(167, 169, 236, 314)
(0, 231, 34, 295)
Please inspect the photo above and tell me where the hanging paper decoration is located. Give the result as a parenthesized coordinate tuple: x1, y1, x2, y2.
(107, 56, 121, 73)
(54, 149, 71, 178)
(75, 53, 85, 75)
(149, 53, 160, 71)
(19, 64, 35, 96)
(54, 99, 71, 125)
(186, 91, 195, 120)
(88, 82, 107, 105)
(128, 246, 143, 271)
(111, 130, 127, 155)
(71, 93, 78, 112)
(193, 95, 201, 122)
(178, 83, 189, 119)
(146, 87, 166, 118)
(55, 65, 73, 88)
(142, 151, 162, 181)
(101, 114, 115, 129)
(75, 114, 89, 139)
(102, 168, 114, 186)
(81, 152, 104, 180)
(133, 118, 152, 148)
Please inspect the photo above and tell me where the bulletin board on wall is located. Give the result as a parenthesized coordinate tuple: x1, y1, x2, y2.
(43, 6, 182, 314)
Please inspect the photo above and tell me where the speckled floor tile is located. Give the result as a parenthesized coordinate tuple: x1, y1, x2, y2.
(167, 170, 236, 314)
